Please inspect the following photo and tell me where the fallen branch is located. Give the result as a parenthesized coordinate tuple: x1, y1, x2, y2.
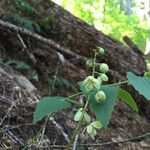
(50, 117, 70, 143)
(123, 35, 143, 55)
(0, 20, 82, 58)
(41, 132, 150, 149)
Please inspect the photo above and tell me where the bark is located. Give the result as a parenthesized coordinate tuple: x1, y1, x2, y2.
(0, 0, 146, 78)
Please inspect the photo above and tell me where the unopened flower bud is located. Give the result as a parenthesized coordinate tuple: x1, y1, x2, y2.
(95, 91, 106, 102)
(91, 121, 102, 129)
(101, 74, 108, 82)
(86, 59, 93, 67)
(99, 63, 109, 73)
(98, 47, 105, 55)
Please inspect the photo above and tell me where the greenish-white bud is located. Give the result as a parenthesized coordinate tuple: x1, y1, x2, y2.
(97, 76, 102, 85)
(84, 112, 91, 123)
(101, 74, 108, 82)
(74, 108, 83, 121)
(91, 121, 102, 129)
(98, 47, 105, 55)
(74, 111, 82, 121)
(95, 91, 106, 102)
(85, 82, 93, 91)
(86, 59, 93, 67)
(99, 63, 109, 73)
(87, 124, 94, 134)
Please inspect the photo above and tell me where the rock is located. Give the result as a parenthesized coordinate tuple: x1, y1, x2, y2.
(14, 75, 37, 93)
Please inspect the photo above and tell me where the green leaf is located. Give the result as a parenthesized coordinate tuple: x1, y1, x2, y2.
(144, 72, 150, 78)
(127, 72, 150, 100)
(91, 121, 102, 129)
(89, 86, 118, 128)
(118, 88, 138, 112)
(33, 97, 70, 123)
(16, 61, 30, 70)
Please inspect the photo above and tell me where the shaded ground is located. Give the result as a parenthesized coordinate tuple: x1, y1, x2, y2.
(0, 44, 150, 149)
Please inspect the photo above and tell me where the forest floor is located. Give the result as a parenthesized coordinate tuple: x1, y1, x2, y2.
(0, 0, 150, 149)
(0, 48, 150, 150)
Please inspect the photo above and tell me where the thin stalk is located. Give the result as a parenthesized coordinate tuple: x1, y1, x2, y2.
(94, 71, 101, 76)
(64, 91, 82, 107)
(92, 51, 97, 77)
(65, 96, 90, 150)
(106, 80, 128, 86)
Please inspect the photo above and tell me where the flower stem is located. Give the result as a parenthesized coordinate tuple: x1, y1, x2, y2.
(65, 95, 90, 150)
(106, 80, 128, 86)
(64, 91, 83, 107)
(92, 50, 97, 77)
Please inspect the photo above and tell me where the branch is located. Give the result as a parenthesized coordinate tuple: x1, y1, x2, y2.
(40, 132, 150, 148)
(123, 35, 143, 55)
(0, 20, 82, 58)
(50, 117, 70, 143)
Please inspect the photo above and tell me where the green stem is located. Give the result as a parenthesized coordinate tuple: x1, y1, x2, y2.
(64, 91, 82, 107)
(92, 51, 97, 77)
(65, 95, 90, 150)
(106, 80, 128, 86)
(94, 71, 101, 76)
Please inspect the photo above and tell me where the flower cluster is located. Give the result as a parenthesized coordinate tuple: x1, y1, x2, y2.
(86, 121, 102, 136)
(74, 108, 91, 123)
(84, 47, 109, 103)
(74, 47, 110, 136)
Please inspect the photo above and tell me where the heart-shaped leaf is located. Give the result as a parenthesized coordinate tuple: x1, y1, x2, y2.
(127, 72, 150, 100)
(89, 85, 118, 128)
(33, 97, 70, 123)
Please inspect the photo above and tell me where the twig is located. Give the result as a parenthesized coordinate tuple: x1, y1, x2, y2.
(4, 129, 25, 147)
(41, 132, 150, 148)
(0, 103, 15, 126)
(17, 33, 37, 64)
(50, 117, 70, 143)
(36, 118, 48, 148)
(0, 20, 83, 59)
(73, 134, 79, 150)
(17, 33, 27, 51)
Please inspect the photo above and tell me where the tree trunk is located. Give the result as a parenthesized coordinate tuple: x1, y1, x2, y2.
(0, 0, 146, 77)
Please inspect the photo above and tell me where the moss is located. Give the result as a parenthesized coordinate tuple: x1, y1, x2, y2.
(15, 0, 38, 16)
(11, 14, 40, 32)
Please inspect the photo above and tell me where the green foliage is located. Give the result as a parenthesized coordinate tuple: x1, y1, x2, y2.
(33, 97, 71, 123)
(118, 88, 138, 112)
(48, 77, 76, 91)
(89, 85, 118, 127)
(5, 59, 38, 80)
(53, 0, 148, 51)
(33, 48, 150, 148)
(37, 15, 60, 36)
(27, 70, 38, 80)
(144, 72, 150, 78)
(15, 0, 38, 15)
(5, 60, 30, 70)
(127, 72, 150, 100)
(11, 14, 40, 32)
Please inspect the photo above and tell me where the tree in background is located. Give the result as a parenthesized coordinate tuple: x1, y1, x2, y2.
(144, 0, 150, 55)
(52, 0, 149, 52)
